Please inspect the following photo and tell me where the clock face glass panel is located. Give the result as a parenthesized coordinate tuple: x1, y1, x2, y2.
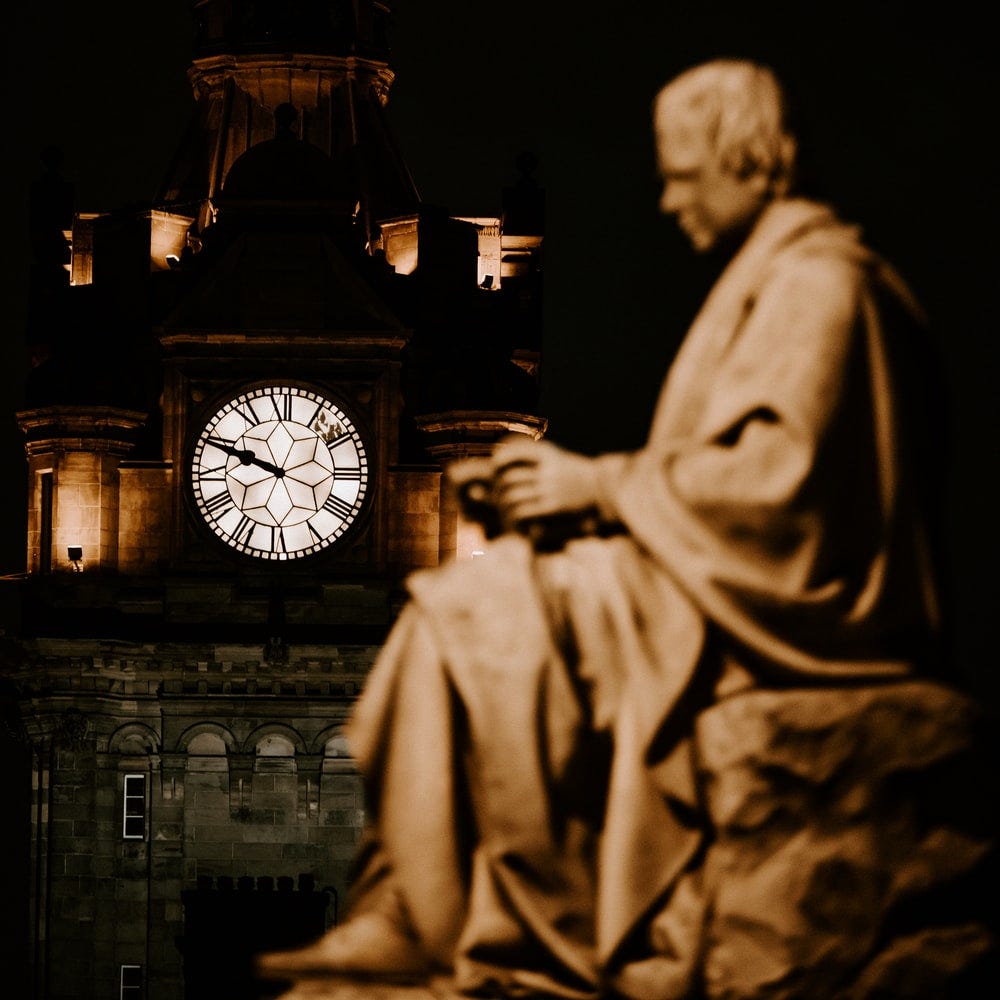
(191, 385, 369, 560)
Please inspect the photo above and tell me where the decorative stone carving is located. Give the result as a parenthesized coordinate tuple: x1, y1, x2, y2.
(264, 635, 289, 665)
(188, 54, 395, 108)
(54, 707, 89, 748)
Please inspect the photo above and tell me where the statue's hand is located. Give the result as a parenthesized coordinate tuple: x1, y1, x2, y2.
(493, 437, 600, 529)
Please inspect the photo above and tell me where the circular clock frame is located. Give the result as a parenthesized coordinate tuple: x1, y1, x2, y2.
(189, 382, 372, 561)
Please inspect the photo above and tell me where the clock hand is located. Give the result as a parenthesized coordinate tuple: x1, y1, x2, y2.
(205, 438, 285, 478)
(205, 437, 245, 457)
(243, 453, 285, 477)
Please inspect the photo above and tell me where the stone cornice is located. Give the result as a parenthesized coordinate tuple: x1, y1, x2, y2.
(415, 410, 548, 459)
(16, 405, 147, 457)
(188, 53, 396, 107)
(4, 638, 377, 704)
(157, 329, 410, 356)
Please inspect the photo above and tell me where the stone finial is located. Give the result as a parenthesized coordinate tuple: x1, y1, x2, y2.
(274, 102, 299, 138)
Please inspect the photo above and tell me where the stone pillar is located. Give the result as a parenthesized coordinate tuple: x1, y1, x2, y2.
(296, 753, 324, 821)
(228, 753, 255, 812)
(27, 739, 54, 999)
(159, 753, 186, 804)
(16, 406, 147, 574)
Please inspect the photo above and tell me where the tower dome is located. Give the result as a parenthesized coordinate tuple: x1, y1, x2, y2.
(218, 103, 357, 213)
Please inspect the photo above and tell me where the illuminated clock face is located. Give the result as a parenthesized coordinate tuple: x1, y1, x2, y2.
(191, 385, 370, 560)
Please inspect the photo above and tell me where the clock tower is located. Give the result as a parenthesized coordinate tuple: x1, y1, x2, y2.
(3, 4, 544, 998)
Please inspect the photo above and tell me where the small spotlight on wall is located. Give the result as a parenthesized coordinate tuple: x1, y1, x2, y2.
(67, 545, 84, 573)
(165, 254, 181, 269)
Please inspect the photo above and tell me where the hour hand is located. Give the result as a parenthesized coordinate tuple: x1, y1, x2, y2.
(206, 437, 244, 459)
(243, 453, 285, 477)
(206, 438, 285, 477)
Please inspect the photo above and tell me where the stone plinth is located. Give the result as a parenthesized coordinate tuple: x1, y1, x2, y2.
(695, 680, 997, 999)
(271, 980, 453, 1000)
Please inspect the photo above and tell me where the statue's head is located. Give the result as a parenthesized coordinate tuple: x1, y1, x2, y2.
(653, 60, 797, 252)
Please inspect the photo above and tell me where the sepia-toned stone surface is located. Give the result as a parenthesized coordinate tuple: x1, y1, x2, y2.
(695, 680, 997, 999)
(265, 680, 997, 1000)
(266, 975, 458, 999)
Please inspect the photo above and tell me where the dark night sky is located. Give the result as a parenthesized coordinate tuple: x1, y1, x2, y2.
(4, 1, 998, 701)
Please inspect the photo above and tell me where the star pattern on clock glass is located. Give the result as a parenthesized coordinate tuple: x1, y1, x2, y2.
(191, 385, 369, 560)
(227, 423, 336, 525)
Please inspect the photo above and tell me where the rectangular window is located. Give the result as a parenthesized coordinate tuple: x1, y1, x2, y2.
(120, 964, 142, 1000)
(122, 774, 146, 840)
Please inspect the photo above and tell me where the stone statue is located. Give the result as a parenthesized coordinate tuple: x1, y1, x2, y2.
(257, 60, 996, 998)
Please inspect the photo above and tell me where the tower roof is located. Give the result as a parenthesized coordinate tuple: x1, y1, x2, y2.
(155, 1, 419, 231)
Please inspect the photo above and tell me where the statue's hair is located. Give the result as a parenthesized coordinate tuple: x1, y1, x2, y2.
(655, 60, 797, 191)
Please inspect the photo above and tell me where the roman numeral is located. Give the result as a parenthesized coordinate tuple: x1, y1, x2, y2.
(233, 514, 254, 545)
(204, 492, 232, 517)
(323, 494, 355, 521)
(334, 466, 363, 481)
(308, 522, 324, 542)
(236, 401, 261, 425)
(199, 460, 227, 483)
(271, 526, 286, 553)
(270, 392, 294, 421)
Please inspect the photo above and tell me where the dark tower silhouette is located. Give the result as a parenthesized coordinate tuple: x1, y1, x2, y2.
(1, 3, 544, 998)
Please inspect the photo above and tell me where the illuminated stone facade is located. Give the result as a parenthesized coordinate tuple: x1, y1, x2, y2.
(2, 3, 543, 997)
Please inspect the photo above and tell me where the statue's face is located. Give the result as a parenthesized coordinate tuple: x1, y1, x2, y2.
(654, 115, 770, 252)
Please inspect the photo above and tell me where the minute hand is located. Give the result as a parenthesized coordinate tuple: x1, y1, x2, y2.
(206, 438, 286, 478)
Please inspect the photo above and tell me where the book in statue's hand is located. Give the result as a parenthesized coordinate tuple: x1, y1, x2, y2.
(445, 457, 504, 538)
(445, 456, 606, 550)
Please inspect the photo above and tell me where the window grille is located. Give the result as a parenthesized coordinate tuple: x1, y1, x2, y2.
(120, 964, 142, 999)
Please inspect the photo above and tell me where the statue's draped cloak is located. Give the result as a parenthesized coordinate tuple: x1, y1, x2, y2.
(345, 199, 942, 997)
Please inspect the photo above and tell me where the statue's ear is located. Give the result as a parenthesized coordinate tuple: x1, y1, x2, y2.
(747, 170, 771, 196)
(771, 135, 798, 198)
